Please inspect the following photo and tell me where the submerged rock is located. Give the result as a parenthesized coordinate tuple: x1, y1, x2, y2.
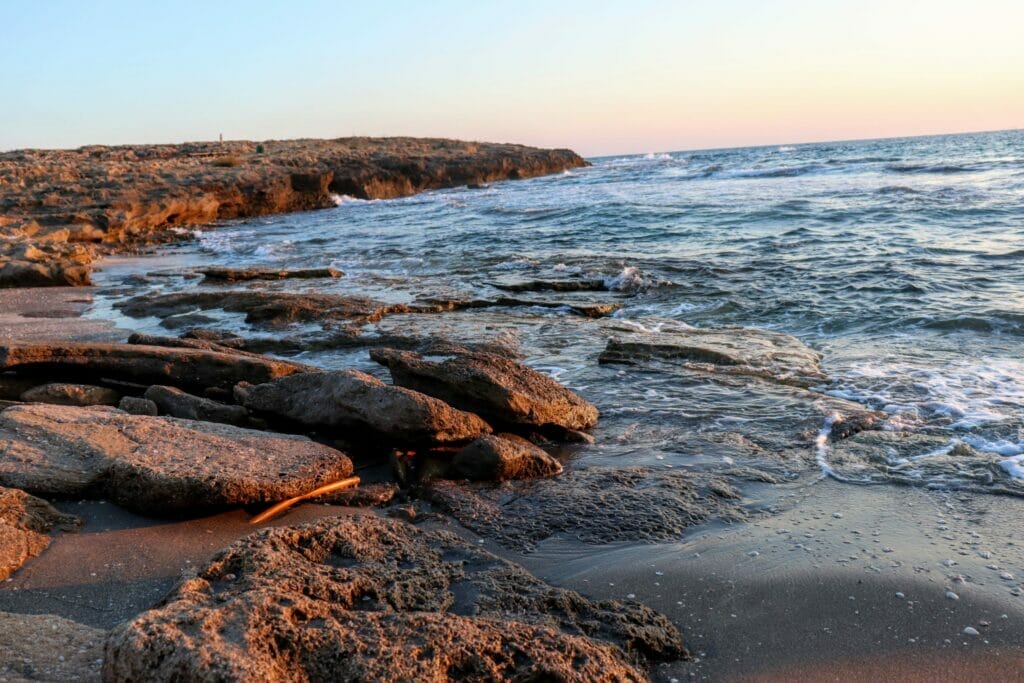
(0, 611, 104, 682)
(428, 466, 747, 551)
(490, 278, 608, 293)
(0, 485, 80, 580)
(199, 266, 343, 282)
(144, 385, 249, 426)
(242, 369, 492, 445)
(825, 430, 1024, 494)
(103, 516, 684, 681)
(19, 382, 120, 407)
(452, 434, 563, 481)
(0, 342, 312, 393)
(372, 348, 599, 434)
(118, 290, 433, 329)
(599, 322, 826, 388)
(0, 404, 353, 513)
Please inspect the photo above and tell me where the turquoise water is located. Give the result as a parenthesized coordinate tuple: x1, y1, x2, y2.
(94, 130, 1024, 493)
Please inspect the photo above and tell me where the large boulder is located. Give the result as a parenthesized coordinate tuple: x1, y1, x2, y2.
(144, 385, 248, 426)
(0, 404, 353, 513)
(0, 342, 313, 393)
(371, 348, 599, 434)
(242, 369, 492, 445)
(103, 516, 684, 681)
(598, 322, 826, 388)
(452, 434, 563, 481)
(0, 485, 80, 580)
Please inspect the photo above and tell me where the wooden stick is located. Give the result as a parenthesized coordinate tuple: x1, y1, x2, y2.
(249, 476, 361, 525)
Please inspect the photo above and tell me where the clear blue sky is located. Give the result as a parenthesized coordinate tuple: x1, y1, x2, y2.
(3, 0, 1022, 155)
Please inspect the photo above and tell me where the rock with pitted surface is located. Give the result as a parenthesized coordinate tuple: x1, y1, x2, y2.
(242, 369, 491, 445)
(0, 486, 80, 581)
(19, 382, 120, 407)
(599, 321, 826, 388)
(0, 342, 313, 393)
(144, 385, 248, 426)
(0, 404, 352, 513)
(371, 348, 599, 434)
(452, 434, 563, 481)
(103, 515, 684, 682)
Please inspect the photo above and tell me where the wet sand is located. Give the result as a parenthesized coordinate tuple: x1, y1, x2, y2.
(3, 286, 1024, 680)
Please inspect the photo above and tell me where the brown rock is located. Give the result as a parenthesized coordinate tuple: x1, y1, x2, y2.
(0, 342, 313, 393)
(144, 385, 248, 426)
(453, 434, 563, 481)
(372, 348, 599, 434)
(102, 516, 684, 681)
(242, 369, 491, 445)
(0, 404, 352, 513)
(19, 382, 120, 407)
(0, 485, 80, 581)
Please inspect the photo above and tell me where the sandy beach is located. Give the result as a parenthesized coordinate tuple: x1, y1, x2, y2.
(1, 286, 1021, 680)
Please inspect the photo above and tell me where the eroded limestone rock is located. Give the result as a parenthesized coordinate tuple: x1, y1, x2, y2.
(103, 516, 684, 681)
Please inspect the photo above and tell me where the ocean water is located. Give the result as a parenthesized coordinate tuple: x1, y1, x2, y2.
(93, 130, 1024, 495)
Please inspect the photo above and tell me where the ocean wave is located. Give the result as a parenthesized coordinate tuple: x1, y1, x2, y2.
(886, 163, 975, 174)
(975, 249, 1024, 260)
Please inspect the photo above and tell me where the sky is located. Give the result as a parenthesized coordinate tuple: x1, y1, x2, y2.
(2, 0, 1023, 156)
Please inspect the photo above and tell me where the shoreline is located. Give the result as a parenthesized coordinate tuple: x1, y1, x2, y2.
(1, 282, 1023, 679)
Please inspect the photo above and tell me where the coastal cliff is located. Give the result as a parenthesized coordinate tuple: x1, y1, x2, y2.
(0, 137, 587, 287)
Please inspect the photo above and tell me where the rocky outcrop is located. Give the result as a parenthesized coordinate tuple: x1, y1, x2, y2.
(242, 369, 492, 446)
(599, 322, 826, 388)
(0, 612, 104, 682)
(103, 516, 684, 681)
(0, 485, 80, 580)
(19, 382, 120, 407)
(0, 404, 352, 513)
(372, 348, 599, 434)
(0, 138, 586, 288)
(144, 385, 248, 426)
(0, 342, 312, 393)
(452, 434, 563, 481)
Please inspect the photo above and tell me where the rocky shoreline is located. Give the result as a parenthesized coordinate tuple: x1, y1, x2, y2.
(0, 137, 586, 288)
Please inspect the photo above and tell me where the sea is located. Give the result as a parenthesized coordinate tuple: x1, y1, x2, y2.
(92, 129, 1024, 497)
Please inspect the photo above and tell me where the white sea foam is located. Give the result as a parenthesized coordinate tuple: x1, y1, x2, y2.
(777, 145, 797, 152)
(330, 193, 372, 206)
(643, 152, 673, 161)
(254, 239, 294, 256)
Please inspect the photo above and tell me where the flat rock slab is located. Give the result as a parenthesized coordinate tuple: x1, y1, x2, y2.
(103, 516, 684, 681)
(0, 485, 80, 580)
(242, 369, 492, 445)
(0, 342, 312, 393)
(428, 466, 748, 552)
(599, 322, 826, 388)
(199, 266, 343, 282)
(0, 611, 104, 682)
(372, 348, 599, 434)
(0, 404, 353, 514)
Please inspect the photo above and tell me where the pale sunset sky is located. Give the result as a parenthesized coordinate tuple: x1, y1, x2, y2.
(2, 0, 1022, 155)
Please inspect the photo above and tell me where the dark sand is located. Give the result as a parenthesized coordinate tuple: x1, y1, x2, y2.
(3, 286, 1024, 681)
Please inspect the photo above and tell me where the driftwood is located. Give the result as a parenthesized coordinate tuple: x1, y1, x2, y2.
(249, 476, 361, 525)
